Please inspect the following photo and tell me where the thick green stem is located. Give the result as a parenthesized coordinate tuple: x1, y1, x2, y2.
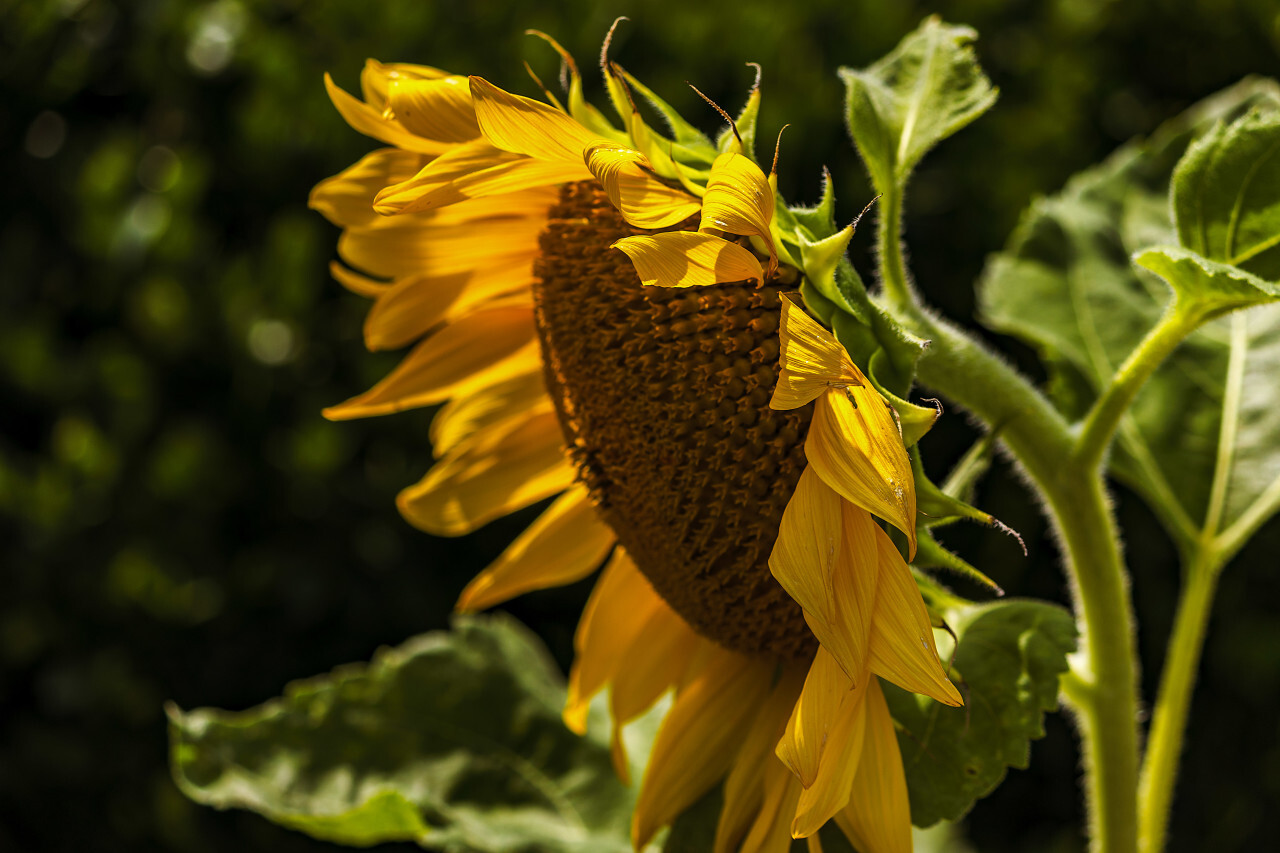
(1137, 552, 1221, 853)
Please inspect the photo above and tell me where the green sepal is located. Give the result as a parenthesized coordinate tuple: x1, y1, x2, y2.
(839, 16, 998, 194)
(715, 70, 761, 160)
(524, 31, 627, 143)
(168, 614, 636, 852)
(910, 450, 1005, 593)
(1172, 106, 1280, 279)
(618, 68, 716, 156)
(868, 349, 937, 445)
(913, 527, 1002, 595)
(1134, 245, 1280, 320)
(788, 167, 839, 241)
(884, 598, 1077, 826)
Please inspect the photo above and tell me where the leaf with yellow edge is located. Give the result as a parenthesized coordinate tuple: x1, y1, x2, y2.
(699, 152, 775, 259)
(386, 75, 480, 143)
(584, 145, 700, 228)
(455, 484, 615, 612)
(612, 231, 764, 287)
(772, 296, 864, 410)
(469, 76, 602, 163)
(806, 388, 918, 558)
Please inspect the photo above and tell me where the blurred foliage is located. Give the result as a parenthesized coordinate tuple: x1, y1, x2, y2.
(1, 0, 1279, 851)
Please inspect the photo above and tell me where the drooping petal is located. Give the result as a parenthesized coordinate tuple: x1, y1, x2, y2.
(791, 675, 872, 838)
(771, 297, 864, 410)
(612, 231, 764, 288)
(833, 680, 913, 853)
(387, 75, 480, 143)
(714, 667, 805, 853)
(584, 144, 700, 228)
(869, 524, 963, 706)
(807, 389, 917, 557)
(338, 215, 544, 280)
(776, 646, 855, 787)
(360, 59, 451, 111)
(375, 143, 585, 215)
(362, 258, 536, 352)
(469, 76, 602, 163)
(322, 305, 539, 420)
(329, 262, 387, 299)
(739, 757, 803, 853)
(770, 468, 875, 680)
(396, 409, 575, 535)
(323, 73, 451, 155)
(609, 603, 701, 728)
(632, 645, 774, 849)
(700, 151, 776, 257)
(309, 148, 432, 228)
(455, 484, 615, 612)
(429, 371, 547, 458)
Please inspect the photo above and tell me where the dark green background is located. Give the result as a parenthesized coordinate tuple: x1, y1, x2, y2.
(2, 0, 1278, 850)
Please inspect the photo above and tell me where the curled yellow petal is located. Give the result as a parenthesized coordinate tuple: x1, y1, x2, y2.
(807, 388, 917, 558)
(869, 524, 963, 706)
(469, 76, 601, 163)
(387, 75, 480, 143)
(429, 371, 547, 458)
(633, 645, 773, 849)
(771, 296, 864, 410)
(329, 262, 386, 299)
(360, 59, 451, 111)
(310, 148, 431, 229)
(584, 144, 699, 229)
(323, 73, 449, 155)
(396, 409, 575, 536)
(790, 672, 871, 838)
(833, 679, 913, 853)
(612, 231, 764, 288)
(455, 484, 614, 612)
(776, 646, 855, 787)
(700, 151, 775, 259)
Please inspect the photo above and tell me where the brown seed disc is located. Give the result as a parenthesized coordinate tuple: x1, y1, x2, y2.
(533, 181, 816, 660)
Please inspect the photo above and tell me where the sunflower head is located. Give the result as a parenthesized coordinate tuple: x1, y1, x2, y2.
(312, 25, 961, 852)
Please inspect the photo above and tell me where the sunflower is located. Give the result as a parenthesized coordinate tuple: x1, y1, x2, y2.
(310, 27, 962, 853)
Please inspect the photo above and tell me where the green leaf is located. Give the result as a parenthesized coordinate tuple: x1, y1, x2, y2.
(884, 599, 1077, 826)
(1134, 245, 1280, 318)
(168, 614, 636, 852)
(1172, 107, 1280, 279)
(979, 80, 1280, 547)
(839, 16, 997, 194)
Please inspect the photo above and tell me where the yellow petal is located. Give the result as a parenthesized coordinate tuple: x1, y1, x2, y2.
(455, 484, 614, 612)
(396, 409, 575, 535)
(612, 231, 764, 288)
(429, 371, 548, 458)
(375, 142, 585, 215)
(771, 296, 864, 411)
(469, 76, 601, 163)
(310, 147, 431, 228)
(323, 73, 450, 155)
(609, 602, 701, 727)
(329, 262, 387, 299)
(791, 675, 871, 838)
(360, 59, 451, 111)
(323, 305, 539, 420)
(776, 646, 856, 788)
(699, 151, 776, 258)
(740, 758, 803, 853)
(807, 389, 917, 557)
(833, 679, 912, 853)
(869, 524, 963, 706)
(584, 144, 700, 229)
(715, 667, 806, 853)
(387, 75, 479, 143)
(338, 215, 544, 280)
(362, 258, 536, 352)
(633, 645, 774, 849)
(770, 467, 876, 680)
(563, 549, 658, 733)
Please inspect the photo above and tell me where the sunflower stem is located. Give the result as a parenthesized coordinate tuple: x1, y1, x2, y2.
(876, 186, 917, 310)
(1137, 547, 1221, 853)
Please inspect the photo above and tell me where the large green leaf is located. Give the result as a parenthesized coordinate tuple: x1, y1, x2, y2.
(883, 599, 1077, 827)
(979, 80, 1280, 547)
(839, 16, 998, 194)
(1134, 245, 1280, 318)
(1172, 107, 1280, 280)
(168, 614, 636, 852)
